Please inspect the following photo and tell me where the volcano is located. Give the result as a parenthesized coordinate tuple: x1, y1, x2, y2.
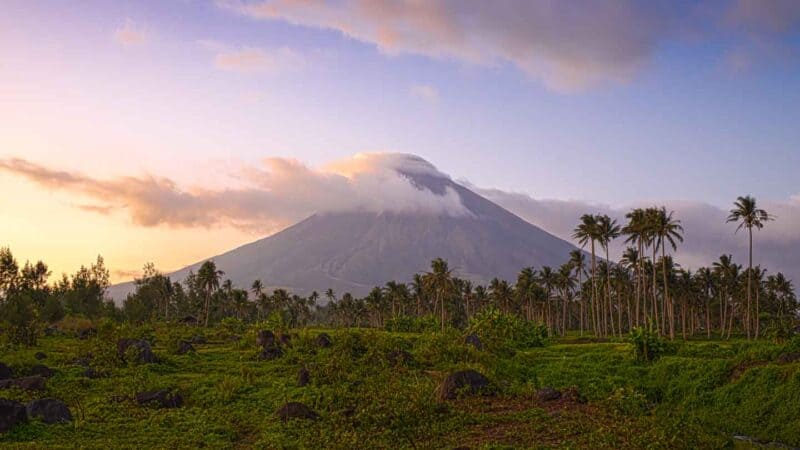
(107, 155, 580, 302)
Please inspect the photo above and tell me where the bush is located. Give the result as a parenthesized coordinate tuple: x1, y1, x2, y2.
(628, 324, 670, 362)
(467, 308, 548, 350)
(384, 315, 439, 333)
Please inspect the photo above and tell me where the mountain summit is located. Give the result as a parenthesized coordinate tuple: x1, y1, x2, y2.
(108, 154, 579, 301)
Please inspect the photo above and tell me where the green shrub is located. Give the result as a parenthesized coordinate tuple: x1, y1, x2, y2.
(628, 324, 669, 362)
(384, 314, 439, 333)
(467, 307, 548, 350)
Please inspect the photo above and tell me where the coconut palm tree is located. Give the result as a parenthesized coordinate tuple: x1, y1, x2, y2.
(197, 260, 223, 327)
(569, 250, 587, 334)
(623, 208, 648, 327)
(727, 195, 773, 339)
(557, 263, 577, 335)
(573, 214, 601, 335)
(653, 207, 683, 339)
(423, 258, 457, 331)
(597, 215, 621, 336)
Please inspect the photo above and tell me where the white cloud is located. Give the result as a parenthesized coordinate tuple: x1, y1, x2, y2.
(410, 84, 439, 102)
(114, 19, 148, 47)
(0, 153, 469, 235)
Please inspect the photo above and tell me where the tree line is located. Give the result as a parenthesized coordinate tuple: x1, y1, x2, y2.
(0, 195, 797, 343)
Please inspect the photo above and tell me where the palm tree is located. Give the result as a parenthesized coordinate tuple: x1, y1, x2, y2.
(516, 267, 536, 321)
(653, 207, 683, 339)
(573, 214, 600, 335)
(623, 208, 647, 327)
(727, 195, 773, 339)
(597, 215, 621, 336)
(557, 263, 577, 335)
(197, 260, 223, 327)
(695, 267, 713, 338)
(569, 250, 586, 334)
(423, 258, 456, 332)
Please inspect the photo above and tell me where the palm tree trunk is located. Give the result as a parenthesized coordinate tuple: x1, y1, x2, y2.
(747, 227, 753, 340)
(661, 242, 675, 340)
(651, 245, 660, 333)
(590, 240, 599, 336)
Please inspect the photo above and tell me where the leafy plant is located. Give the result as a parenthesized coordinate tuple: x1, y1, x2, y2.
(628, 324, 668, 362)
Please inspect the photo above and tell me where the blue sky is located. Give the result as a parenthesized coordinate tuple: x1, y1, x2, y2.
(2, 0, 800, 279)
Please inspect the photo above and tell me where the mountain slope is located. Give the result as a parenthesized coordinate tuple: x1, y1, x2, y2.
(108, 163, 580, 302)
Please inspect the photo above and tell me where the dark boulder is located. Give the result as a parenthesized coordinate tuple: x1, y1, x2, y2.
(258, 346, 283, 361)
(190, 335, 206, 344)
(437, 370, 491, 401)
(135, 390, 183, 408)
(256, 330, 276, 348)
(275, 402, 319, 422)
(117, 339, 157, 364)
(29, 365, 54, 378)
(77, 328, 96, 340)
(178, 315, 199, 325)
(464, 334, 484, 351)
(315, 333, 332, 348)
(387, 349, 414, 366)
(34, 352, 47, 361)
(297, 368, 310, 387)
(26, 398, 72, 424)
(0, 398, 27, 432)
(536, 387, 562, 402)
(0, 363, 13, 380)
(176, 341, 195, 355)
(0, 376, 46, 391)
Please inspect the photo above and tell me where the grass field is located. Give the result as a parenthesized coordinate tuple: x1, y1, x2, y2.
(1, 323, 799, 449)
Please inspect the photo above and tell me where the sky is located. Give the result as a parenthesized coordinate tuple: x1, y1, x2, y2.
(1, 0, 800, 283)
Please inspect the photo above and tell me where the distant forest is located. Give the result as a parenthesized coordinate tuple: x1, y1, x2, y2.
(1, 196, 797, 344)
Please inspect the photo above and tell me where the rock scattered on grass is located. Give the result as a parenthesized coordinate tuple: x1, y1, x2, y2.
(135, 390, 183, 409)
(34, 352, 47, 361)
(0, 376, 46, 392)
(176, 341, 195, 355)
(437, 370, 491, 401)
(297, 368, 310, 387)
(117, 339, 157, 364)
(0, 398, 27, 432)
(276, 402, 318, 422)
(26, 398, 72, 424)
(536, 387, 562, 402)
(190, 335, 206, 344)
(464, 334, 484, 351)
(256, 330, 276, 348)
(29, 365, 54, 378)
(315, 333, 332, 348)
(259, 346, 283, 361)
(0, 363, 13, 380)
(77, 328, 96, 340)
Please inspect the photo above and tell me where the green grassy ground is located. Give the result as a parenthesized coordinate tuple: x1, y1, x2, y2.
(0, 325, 798, 449)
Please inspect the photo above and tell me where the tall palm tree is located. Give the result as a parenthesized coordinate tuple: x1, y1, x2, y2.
(653, 207, 683, 339)
(623, 208, 647, 327)
(251, 279, 265, 320)
(197, 260, 223, 327)
(573, 214, 601, 335)
(423, 258, 456, 332)
(727, 195, 773, 339)
(597, 215, 621, 336)
(569, 250, 587, 334)
(538, 266, 557, 332)
(516, 267, 536, 321)
(695, 267, 713, 338)
(557, 263, 577, 335)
